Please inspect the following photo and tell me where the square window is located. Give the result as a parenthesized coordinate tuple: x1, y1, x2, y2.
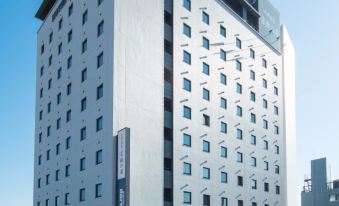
(274, 125, 280, 134)
(263, 119, 268, 129)
(264, 161, 269, 171)
(264, 182, 269, 192)
(183, 162, 191, 175)
(66, 110, 71, 122)
(222, 198, 228, 206)
(68, 30, 73, 42)
(40, 66, 44, 77)
(220, 49, 226, 61)
(274, 86, 279, 95)
(97, 52, 104, 68)
(250, 70, 255, 80)
(236, 83, 242, 94)
(81, 68, 87, 82)
(97, 84, 103, 100)
(263, 78, 268, 88)
(183, 106, 191, 119)
(98, 0, 104, 6)
(220, 73, 227, 85)
(96, 116, 103, 131)
(250, 48, 255, 59)
(183, 50, 191, 64)
(250, 113, 256, 123)
(183, 191, 191, 204)
(236, 60, 242, 71)
(274, 106, 279, 115)
(80, 157, 86, 171)
(250, 91, 256, 102)
(183, 0, 191, 11)
(221, 172, 228, 183)
(220, 25, 226, 37)
(68, 3, 73, 16)
(183, 133, 191, 147)
(203, 114, 210, 126)
(58, 43, 62, 55)
(263, 140, 269, 150)
(57, 68, 62, 79)
(96, 183, 102, 198)
(236, 38, 242, 49)
(96, 150, 103, 164)
(251, 135, 257, 145)
(65, 193, 70, 205)
(220, 146, 227, 158)
(251, 157, 257, 167)
(203, 140, 210, 152)
(82, 39, 87, 53)
(236, 129, 243, 140)
(183, 78, 191, 92)
(237, 152, 243, 163)
(81, 98, 87, 111)
(65, 165, 70, 177)
(82, 10, 88, 25)
(57, 93, 61, 104)
(203, 167, 210, 179)
(48, 55, 52, 66)
(79, 188, 85, 201)
(202, 12, 209, 25)
(202, 88, 210, 101)
(276, 185, 280, 194)
(49, 32, 53, 43)
(220, 98, 227, 109)
(251, 179, 257, 189)
(237, 176, 243, 186)
(275, 165, 280, 174)
(262, 58, 267, 68)
(263, 99, 268, 109)
(98, 21, 104, 37)
(66, 137, 71, 149)
(220, 122, 227, 134)
(80, 127, 87, 141)
(275, 145, 280, 154)
(236, 106, 242, 117)
(183, 23, 191, 38)
(203, 37, 209, 50)
(202, 62, 210, 75)
(203, 194, 210, 206)
(274, 67, 278, 76)
(58, 18, 63, 30)
(67, 56, 72, 69)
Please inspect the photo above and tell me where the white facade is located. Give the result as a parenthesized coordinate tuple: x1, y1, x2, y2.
(33, 0, 295, 206)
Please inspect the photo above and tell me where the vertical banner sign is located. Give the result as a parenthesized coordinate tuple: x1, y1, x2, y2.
(117, 128, 130, 206)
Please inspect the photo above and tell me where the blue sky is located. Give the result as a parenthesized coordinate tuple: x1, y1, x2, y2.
(0, 0, 338, 205)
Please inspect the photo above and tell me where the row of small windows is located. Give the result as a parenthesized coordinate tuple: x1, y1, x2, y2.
(39, 83, 103, 122)
(181, 191, 279, 206)
(37, 183, 102, 206)
(183, 78, 279, 114)
(41, 0, 104, 55)
(37, 150, 102, 188)
(40, 47, 104, 81)
(38, 115, 103, 147)
(182, 105, 280, 134)
(182, 132, 280, 153)
(180, 5, 280, 74)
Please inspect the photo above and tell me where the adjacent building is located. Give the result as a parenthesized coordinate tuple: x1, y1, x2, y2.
(33, 0, 296, 205)
(302, 158, 339, 206)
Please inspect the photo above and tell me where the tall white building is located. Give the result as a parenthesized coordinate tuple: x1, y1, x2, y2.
(33, 0, 296, 206)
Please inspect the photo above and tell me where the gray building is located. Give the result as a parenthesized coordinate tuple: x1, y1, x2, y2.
(302, 158, 339, 206)
(33, 0, 297, 206)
